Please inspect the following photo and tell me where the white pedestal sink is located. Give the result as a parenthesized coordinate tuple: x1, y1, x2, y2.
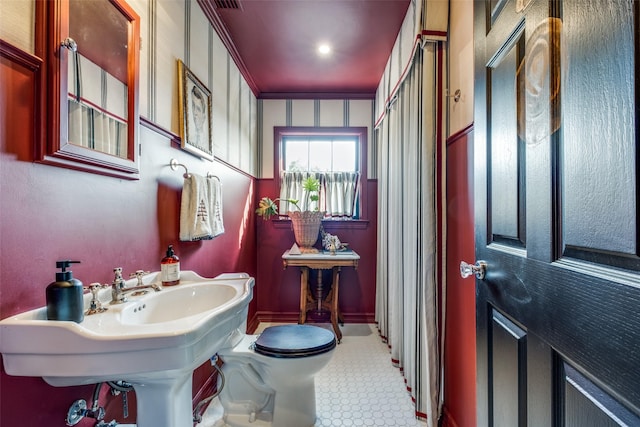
(0, 271, 254, 427)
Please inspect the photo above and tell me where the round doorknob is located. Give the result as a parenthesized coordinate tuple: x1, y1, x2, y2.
(61, 37, 78, 52)
(460, 260, 487, 280)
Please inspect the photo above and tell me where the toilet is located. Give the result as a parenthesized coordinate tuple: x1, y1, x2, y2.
(216, 324, 336, 427)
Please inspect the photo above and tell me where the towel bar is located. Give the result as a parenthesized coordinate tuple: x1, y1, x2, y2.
(169, 158, 220, 181)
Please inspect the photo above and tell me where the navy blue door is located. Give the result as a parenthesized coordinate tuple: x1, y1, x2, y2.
(473, 0, 640, 425)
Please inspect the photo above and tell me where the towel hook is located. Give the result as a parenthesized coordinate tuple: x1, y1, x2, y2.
(169, 158, 190, 178)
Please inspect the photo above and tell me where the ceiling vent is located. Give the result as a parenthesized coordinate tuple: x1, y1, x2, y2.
(214, 0, 241, 10)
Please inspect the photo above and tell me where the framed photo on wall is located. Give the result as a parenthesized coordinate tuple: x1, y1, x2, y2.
(177, 60, 213, 160)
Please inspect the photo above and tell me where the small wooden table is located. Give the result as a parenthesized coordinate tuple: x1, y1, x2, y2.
(282, 250, 360, 343)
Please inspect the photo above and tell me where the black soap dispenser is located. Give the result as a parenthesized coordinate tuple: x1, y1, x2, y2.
(46, 260, 84, 323)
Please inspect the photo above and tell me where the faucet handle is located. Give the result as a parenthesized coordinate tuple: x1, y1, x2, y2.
(129, 270, 151, 286)
(84, 282, 109, 293)
(84, 283, 109, 315)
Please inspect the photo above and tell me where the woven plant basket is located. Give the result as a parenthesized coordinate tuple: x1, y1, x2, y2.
(288, 211, 324, 252)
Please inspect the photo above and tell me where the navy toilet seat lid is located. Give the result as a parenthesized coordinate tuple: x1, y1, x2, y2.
(254, 325, 336, 358)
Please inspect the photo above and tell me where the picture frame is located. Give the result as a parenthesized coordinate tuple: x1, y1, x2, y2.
(177, 60, 213, 160)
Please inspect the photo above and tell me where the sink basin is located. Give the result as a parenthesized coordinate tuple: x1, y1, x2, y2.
(120, 280, 239, 325)
(0, 271, 255, 427)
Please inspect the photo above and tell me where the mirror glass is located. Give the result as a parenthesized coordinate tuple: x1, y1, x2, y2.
(67, 0, 129, 158)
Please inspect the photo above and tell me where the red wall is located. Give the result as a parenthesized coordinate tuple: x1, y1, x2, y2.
(442, 126, 477, 427)
(2, 43, 476, 426)
(254, 178, 378, 326)
(1, 43, 379, 426)
(1, 48, 257, 426)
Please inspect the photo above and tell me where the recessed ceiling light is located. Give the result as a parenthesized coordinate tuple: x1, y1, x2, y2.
(317, 43, 331, 56)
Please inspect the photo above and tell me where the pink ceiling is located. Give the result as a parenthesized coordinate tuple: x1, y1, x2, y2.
(199, 0, 411, 99)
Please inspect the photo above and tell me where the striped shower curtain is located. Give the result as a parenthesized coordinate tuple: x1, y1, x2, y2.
(375, 42, 441, 426)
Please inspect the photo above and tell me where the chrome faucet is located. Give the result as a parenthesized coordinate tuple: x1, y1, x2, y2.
(127, 270, 161, 294)
(110, 268, 161, 304)
(111, 267, 126, 304)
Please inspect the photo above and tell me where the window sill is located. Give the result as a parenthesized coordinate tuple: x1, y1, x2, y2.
(271, 217, 370, 230)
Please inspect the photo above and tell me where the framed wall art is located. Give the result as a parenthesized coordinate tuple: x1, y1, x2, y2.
(177, 60, 213, 160)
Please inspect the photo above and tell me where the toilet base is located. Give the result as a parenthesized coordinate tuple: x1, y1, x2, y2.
(223, 414, 316, 427)
(220, 378, 317, 427)
(218, 325, 335, 427)
(270, 383, 317, 427)
(223, 413, 273, 427)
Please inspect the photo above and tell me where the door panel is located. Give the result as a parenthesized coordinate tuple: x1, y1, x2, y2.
(562, 363, 639, 427)
(474, 0, 640, 425)
(561, 0, 637, 262)
(490, 309, 527, 427)
(488, 28, 526, 246)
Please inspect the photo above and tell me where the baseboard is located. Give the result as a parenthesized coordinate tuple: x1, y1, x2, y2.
(341, 313, 376, 323)
(254, 311, 301, 324)
(248, 311, 376, 332)
(246, 312, 263, 333)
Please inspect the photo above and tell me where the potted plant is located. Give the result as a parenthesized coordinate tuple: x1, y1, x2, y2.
(256, 176, 324, 252)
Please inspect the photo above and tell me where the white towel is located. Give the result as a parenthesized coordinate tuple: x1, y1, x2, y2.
(179, 174, 224, 241)
(209, 177, 225, 237)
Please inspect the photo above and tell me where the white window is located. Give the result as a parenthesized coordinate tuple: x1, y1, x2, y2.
(283, 137, 357, 173)
(275, 127, 367, 219)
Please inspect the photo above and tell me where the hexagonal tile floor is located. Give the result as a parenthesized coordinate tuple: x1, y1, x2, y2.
(197, 323, 426, 427)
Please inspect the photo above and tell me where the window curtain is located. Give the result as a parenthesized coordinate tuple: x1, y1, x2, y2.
(68, 99, 127, 156)
(322, 172, 360, 217)
(279, 171, 360, 218)
(376, 42, 441, 425)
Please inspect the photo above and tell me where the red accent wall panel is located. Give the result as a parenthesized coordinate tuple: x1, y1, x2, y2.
(254, 179, 377, 324)
(0, 40, 378, 427)
(443, 126, 477, 427)
(0, 52, 256, 426)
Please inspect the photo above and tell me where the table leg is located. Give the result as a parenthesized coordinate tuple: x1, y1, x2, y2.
(299, 267, 309, 324)
(316, 268, 323, 313)
(330, 267, 342, 343)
